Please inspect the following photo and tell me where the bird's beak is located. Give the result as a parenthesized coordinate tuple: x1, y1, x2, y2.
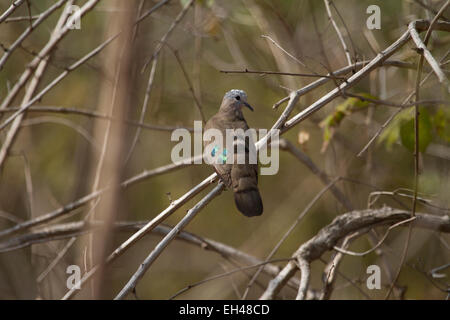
(243, 101, 254, 111)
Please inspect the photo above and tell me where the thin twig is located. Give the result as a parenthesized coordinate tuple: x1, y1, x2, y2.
(21, 116, 100, 152)
(170, 258, 294, 300)
(323, 0, 352, 66)
(3, 15, 40, 22)
(333, 217, 416, 256)
(343, 92, 450, 108)
(0, 106, 194, 132)
(164, 43, 206, 123)
(261, 34, 307, 68)
(220, 69, 346, 80)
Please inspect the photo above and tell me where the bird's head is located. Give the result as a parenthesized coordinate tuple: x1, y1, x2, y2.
(220, 89, 254, 112)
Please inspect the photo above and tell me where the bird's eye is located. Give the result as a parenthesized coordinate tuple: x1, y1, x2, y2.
(235, 96, 240, 100)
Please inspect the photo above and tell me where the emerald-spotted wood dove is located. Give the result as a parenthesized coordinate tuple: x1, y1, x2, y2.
(204, 89, 263, 217)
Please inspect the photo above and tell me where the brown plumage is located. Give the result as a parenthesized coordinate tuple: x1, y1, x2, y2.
(204, 89, 263, 217)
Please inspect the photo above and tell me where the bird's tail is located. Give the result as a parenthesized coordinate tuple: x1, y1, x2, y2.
(234, 189, 263, 217)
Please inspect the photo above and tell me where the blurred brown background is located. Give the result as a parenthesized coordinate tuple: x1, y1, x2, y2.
(0, 0, 449, 299)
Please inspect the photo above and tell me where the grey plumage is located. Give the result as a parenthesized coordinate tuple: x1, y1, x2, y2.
(204, 89, 263, 217)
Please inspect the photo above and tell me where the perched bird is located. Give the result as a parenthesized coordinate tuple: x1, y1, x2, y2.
(204, 89, 263, 217)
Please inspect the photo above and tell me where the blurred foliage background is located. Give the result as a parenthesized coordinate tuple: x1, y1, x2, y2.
(0, 0, 449, 299)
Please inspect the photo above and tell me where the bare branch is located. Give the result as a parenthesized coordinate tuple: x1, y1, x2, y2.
(220, 68, 346, 80)
(260, 207, 450, 300)
(114, 182, 225, 300)
(323, 0, 352, 66)
(0, 106, 193, 132)
(0, 0, 26, 24)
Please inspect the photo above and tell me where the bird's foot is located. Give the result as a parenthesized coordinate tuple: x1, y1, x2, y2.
(214, 176, 226, 188)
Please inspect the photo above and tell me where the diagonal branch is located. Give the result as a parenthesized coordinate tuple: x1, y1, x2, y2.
(114, 182, 225, 299)
(0, 0, 26, 24)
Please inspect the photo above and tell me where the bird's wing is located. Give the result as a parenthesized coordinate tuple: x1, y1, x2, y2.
(230, 119, 259, 190)
(204, 116, 233, 188)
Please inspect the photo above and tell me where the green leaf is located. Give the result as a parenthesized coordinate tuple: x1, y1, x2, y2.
(323, 125, 332, 142)
(381, 124, 400, 151)
(379, 108, 412, 150)
(433, 107, 450, 143)
(399, 107, 433, 152)
(319, 92, 378, 152)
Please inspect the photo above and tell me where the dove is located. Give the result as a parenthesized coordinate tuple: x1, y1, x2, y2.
(204, 89, 263, 217)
